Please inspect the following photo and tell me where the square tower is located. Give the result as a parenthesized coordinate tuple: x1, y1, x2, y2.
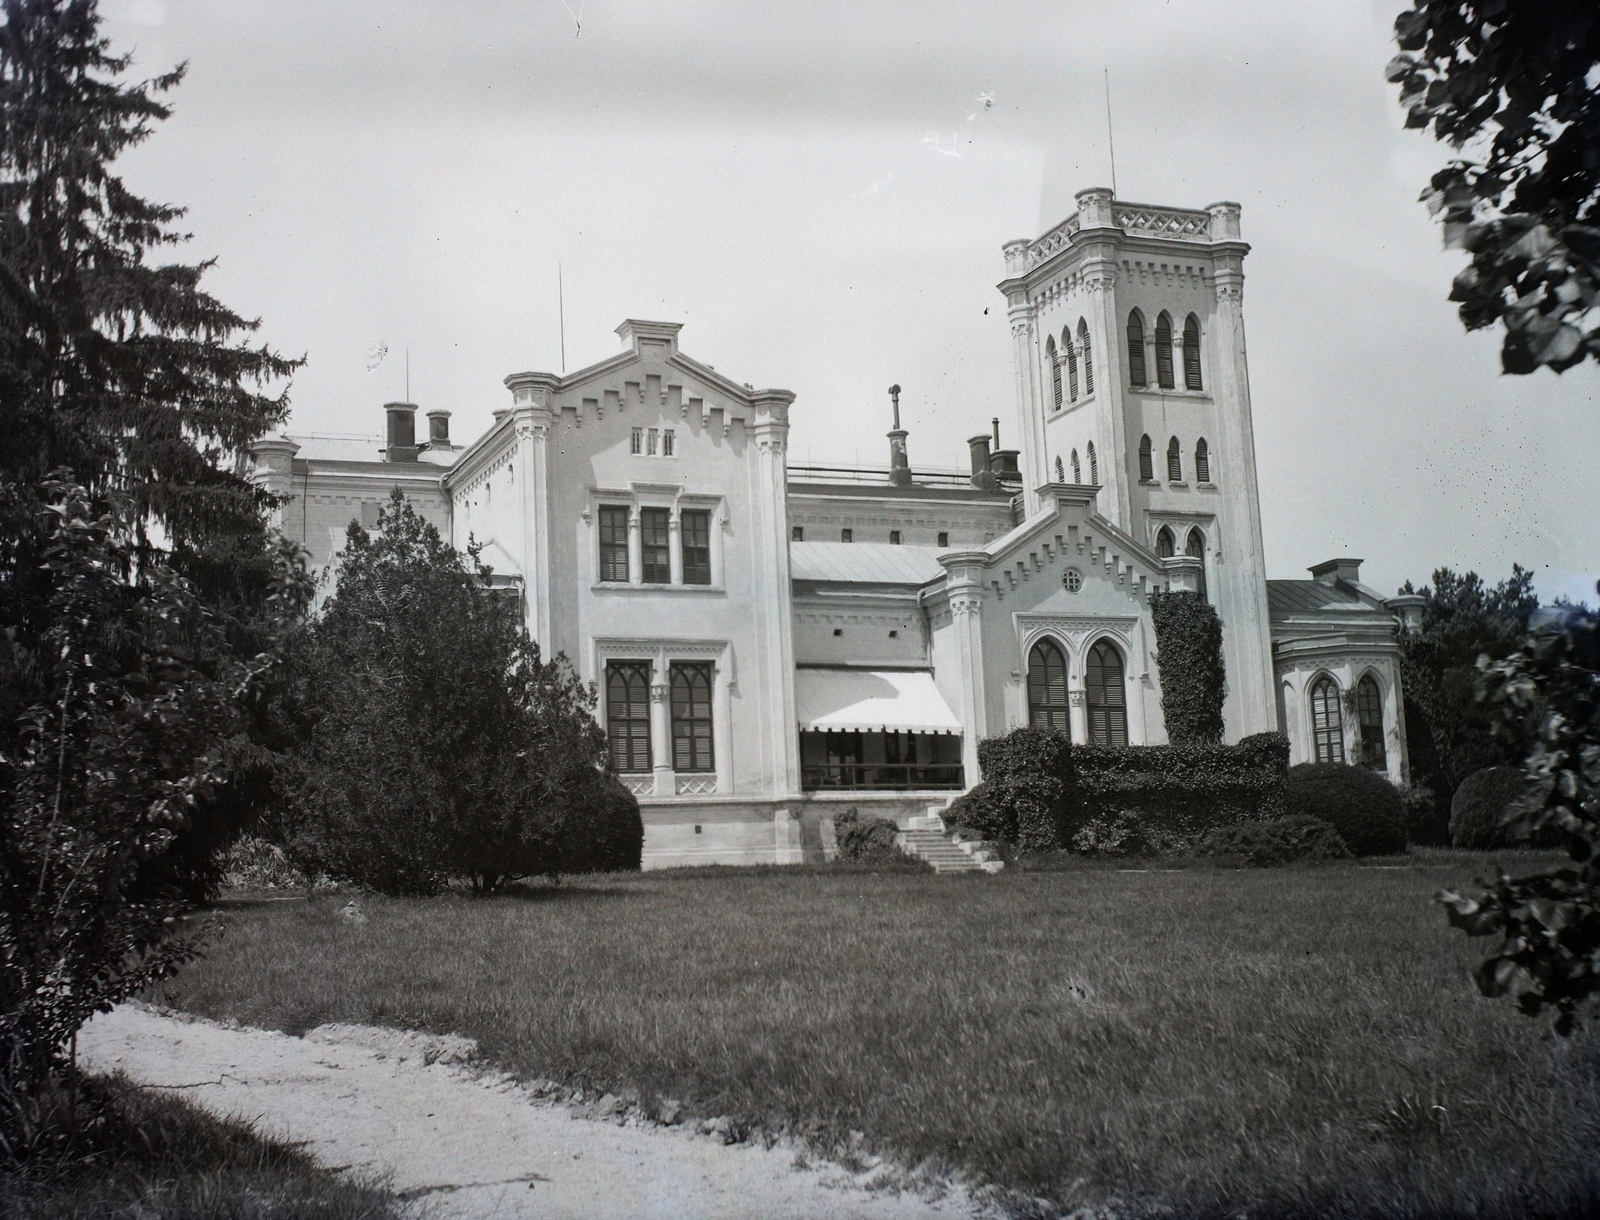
(997, 188, 1277, 737)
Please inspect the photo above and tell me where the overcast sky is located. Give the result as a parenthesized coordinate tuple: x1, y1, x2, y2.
(101, 0, 1597, 603)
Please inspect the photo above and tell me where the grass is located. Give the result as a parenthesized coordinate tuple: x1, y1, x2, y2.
(150, 854, 1600, 1219)
(1, 1072, 397, 1220)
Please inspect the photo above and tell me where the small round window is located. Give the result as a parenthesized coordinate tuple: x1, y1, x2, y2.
(1063, 568, 1083, 593)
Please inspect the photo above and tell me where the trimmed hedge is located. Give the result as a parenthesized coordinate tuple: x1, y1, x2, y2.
(975, 727, 1077, 851)
(1285, 763, 1406, 856)
(1150, 591, 1226, 745)
(1196, 816, 1352, 866)
(1449, 765, 1550, 849)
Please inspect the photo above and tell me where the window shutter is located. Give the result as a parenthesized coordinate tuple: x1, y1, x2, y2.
(1079, 324, 1094, 394)
(1167, 437, 1182, 482)
(1155, 313, 1174, 389)
(1047, 336, 1062, 410)
(1139, 435, 1153, 482)
(1183, 315, 1203, 390)
(1194, 438, 1210, 484)
(1087, 442, 1098, 484)
(1127, 312, 1146, 387)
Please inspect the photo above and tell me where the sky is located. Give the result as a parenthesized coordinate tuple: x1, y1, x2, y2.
(99, 0, 1598, 604)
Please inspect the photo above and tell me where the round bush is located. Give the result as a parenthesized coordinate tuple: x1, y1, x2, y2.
(1449, 765, 1548, 849)
(943, 782, 1012, 842)
(1197, 815, 1351, 866)
(833, 808, 908, 865)
(1285, 763, 1406, 857)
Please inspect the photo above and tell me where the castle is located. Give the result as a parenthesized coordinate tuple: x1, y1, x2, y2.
(250, 188, 1421, 868)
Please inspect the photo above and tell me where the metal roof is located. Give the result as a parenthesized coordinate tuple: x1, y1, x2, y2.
(789, 541, 945, 585)
(1266, 579, 1378, 616)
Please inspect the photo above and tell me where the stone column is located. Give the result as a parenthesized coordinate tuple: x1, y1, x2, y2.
(502, 372, 557, 648)
(627, 507, 642, 586)
(668, 507, 683, 585)
(1000, 239, 1046, 517)
(749, 391, 801, 798)
(1069, 689, 1088, 746)
(650, 656, 674, 796)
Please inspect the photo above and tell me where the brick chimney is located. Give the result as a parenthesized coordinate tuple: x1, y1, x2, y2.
(424, 409, 451, 450)
(1308, 558, 1363, 587)
(384, 402, 419, 462)
(968, 433, 997, 490)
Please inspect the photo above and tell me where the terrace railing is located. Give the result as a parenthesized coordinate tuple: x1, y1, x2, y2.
(801, 762, 964, 791)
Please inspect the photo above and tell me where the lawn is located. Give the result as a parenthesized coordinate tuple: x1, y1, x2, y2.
(151, 856, 1600, 1219)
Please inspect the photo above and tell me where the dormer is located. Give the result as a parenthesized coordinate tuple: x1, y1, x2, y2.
(616, 319, 683, 357)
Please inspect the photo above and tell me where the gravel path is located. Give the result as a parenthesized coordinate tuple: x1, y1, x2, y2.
(78, 1005, 983, 1220)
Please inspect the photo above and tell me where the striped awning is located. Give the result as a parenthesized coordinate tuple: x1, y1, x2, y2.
(795, 669, 962, 734)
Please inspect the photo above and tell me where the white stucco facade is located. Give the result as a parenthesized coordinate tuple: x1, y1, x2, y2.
(252, 191, 1418, 868)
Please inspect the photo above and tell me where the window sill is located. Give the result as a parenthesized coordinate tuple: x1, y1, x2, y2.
(593, 582, 726, 595)
(1130, 388, 1211, 401)
(1167, 481, 1189, 489)
(1046, 394, 1094, 420)
(1196, 482, 1217, 491)
(1137, 478, 1160, 487)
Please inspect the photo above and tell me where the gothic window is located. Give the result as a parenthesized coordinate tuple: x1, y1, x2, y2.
(1195, 437, 1210, 484)
(1047, 335, 1063, 410)
(1127, 311, 1147, 387)
(1167, 436, 1182, 482)
(1064, 328, 1079, 402)
(640, 507, 671, 583)
(1071, 449, 1081, 483)
(1356, 676, 1386, 771)
(682, 510, 711, 585)
(1156, 526, 1175, 558)
(671, 662, 715, 773)
(605, 662, 652, 773)
(1086, 640, 1129, 747)
(1139, 434, 1154, 482)
(663, 428, 675, 456)
(1087, 442, 1098, 484)
(598, 506, 630, 583)
(630, 427, 643, 455)
(1155, 311, 1175, 389)
(1078, 320, 1094, 394)
(1027, 639, 1070, 732)
(1186, 528, 1207, 600)
(1310, 676, 1345, 764)
(1055, 455, 1065, 482)
(1183, 315, 1203, 390)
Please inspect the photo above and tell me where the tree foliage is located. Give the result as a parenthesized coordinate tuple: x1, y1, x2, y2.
(1395, 566, 1539, 818)
(1, 0, 301, 547)
(0, 480, 309, 1154)
(1149, 591, 1226, 745)
(1438, 605, 1600, 1034)
(1388, 2, 1600, 373)
(270, 493, 639, 894)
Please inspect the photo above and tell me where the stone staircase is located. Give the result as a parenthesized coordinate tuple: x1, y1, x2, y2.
(896, 801, 1005, 874)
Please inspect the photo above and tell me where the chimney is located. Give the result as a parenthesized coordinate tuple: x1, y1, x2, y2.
(425, 409, 451, 449)
(968, 434, 997, 490)
(1308, 558, 1363, 587)
(384, 401, 419, 462)
(886, 384, 911, 487)
(1389, 593, 1426, 635)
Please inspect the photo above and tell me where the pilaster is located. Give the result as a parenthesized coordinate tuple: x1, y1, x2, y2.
(503, 371, 559, 648)
(939, 552, 991, 785)
(748, 390, 800, 797)
(1001, 279, 1046, 518)
(650, 661, 673, 796)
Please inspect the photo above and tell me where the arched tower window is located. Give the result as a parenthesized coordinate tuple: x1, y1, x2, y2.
(1027, 639, 1071, 732)
(1310, 677, 1345, 764)
(1070, 449, 1081, 483)
(1138, 434, 1154, 482)
(1087, 441, 1098, 484)
(1186, 527, 1207, 600)
(1055, 455, 1065, 483)
(1356, 676, 1386, 771)
(1127, 311, 1147, 387)
(1155, 311, 1175, 389)
(1155, 526, 1175, 557)
(1046, 335, 1062, 411)
(1166, 436, 1182, 482)
(1183, 314, 1203, 390)
(1078, 320, 1094, 394)
(1064, 327, 1079, 402)
(1194, 437, 1210, 484)
(1085, 640, 1128, 747)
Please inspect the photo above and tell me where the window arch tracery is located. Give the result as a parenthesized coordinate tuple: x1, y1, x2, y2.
(1027, 639, 1071, 731)
(1310, 676, 1344, 764)
(1085, 639, 1128, 747)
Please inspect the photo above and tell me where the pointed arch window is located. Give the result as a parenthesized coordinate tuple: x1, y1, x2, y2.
(605, 662, 653, 774)
(1138, 434, 1154, 482)
(1046, 335, 1063, 411)
(1310, 676, 1345, 764)
(1055, 455, 1065, 483)
(1087, 441, 1098, 484)
(1356, 676, 1386, 771)
(1070, 449, 1081, 483)
(670, 663, 715, 773)
(1194, 437, 1210, 484)
(1183, 315, 1203, 390)
(1127, 311, 1147, 387)
(1064, 328, 1079, 402)
(1167, 436, 1182, 483)
(1155, 311, 1175, 389)
(1086, 640, 1128, 747)
(1027, 639, 1071, 731)
(1186, 528, 1207, 600)
(1156, 526, 1175, 557)
(1078, 320, 1094, 394)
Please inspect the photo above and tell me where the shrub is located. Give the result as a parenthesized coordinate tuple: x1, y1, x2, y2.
(1285, 763, 1406, 856)
(975, 728, 1076, 851)
(1150, 591, 1226, 745)
(943, 782, 1011, 842)
(1449, 765, 1551, 849)
(1398, 780, 1450, 846)
(1072, 810, 1196, 857)
(833, 808, 908, 865)
(1197, 816, 1352, 866)
(561, 776, 645, 873)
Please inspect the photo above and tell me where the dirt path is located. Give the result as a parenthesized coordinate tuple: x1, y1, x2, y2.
(78, 1005, 984, 1220)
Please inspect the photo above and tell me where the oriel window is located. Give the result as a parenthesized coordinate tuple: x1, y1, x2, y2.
(598, 506, 629, 583)
(681, 510, 711, 585)
(640, 507, 671, 583)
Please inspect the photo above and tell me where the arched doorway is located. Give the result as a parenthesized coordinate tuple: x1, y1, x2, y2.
(1027, 639, 1070, 731)
(1310, 676, 1344, 764)
(1085, 639, 1128, 747)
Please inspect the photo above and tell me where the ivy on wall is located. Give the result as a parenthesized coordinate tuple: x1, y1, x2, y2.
(1151, 591, 1227, 745)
